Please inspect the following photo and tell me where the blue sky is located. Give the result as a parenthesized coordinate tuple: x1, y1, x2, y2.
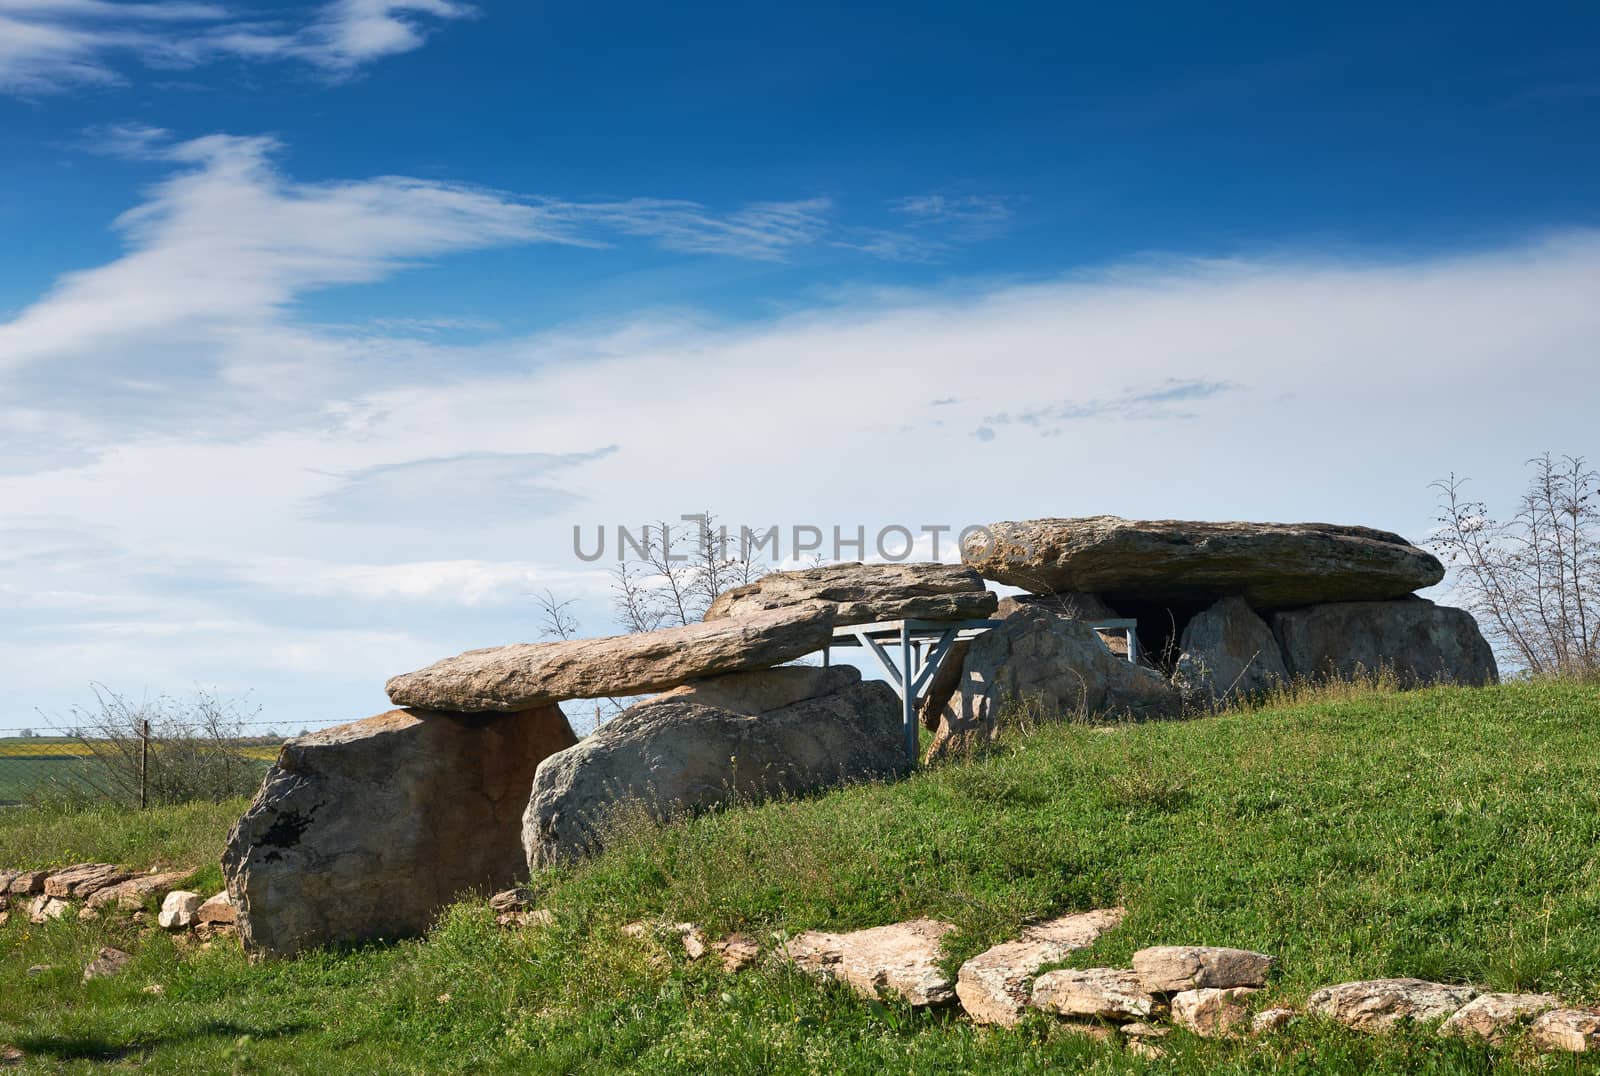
(3, 1, 1598, 731)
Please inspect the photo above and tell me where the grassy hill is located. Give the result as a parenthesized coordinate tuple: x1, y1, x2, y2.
(3, 680, 1599, 1073)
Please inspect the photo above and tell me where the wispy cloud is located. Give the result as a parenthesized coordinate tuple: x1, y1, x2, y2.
(0, 0, 470, 94)
(977, 377, 1240, 439)
(890, 193, 1014, 229)
(572, 197, 833, 261)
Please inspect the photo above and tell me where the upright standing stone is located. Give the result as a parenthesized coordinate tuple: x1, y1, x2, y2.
(225, 704, 576, 958)
(1173, 598, 1288, 704)
(1271, 598, 1498, 686)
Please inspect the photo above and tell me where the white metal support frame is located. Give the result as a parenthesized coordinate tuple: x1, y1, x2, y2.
(823, 615, 1143, 765)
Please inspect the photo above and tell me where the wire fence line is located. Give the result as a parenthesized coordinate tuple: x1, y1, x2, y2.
(0, 719, 291, 809)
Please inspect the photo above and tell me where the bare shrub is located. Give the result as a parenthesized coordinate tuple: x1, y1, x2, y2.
(1431, 454, 1599, 677)
(47, 685, 271, 806)
(610, 511, 765, 631)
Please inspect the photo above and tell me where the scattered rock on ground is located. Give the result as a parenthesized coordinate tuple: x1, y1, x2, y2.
(488, 888, 537, 914)
(1030, 968, 1157, 1021)
(1253, 1007, 1296, 1034)
(1439, 992, 1562, 1044)
(85, 870, 195, 912)
(1531, 1008, 1600, 1052)
(961, 517, 1444, 609)
(5, 871, 47, 896)
(956, 908, 1127, 1026)
(1173, 598, 1288, 704)
(159, 891, 202, 930)
(1271, 598, 1498, 687)
(524, 666, 906, 868)
(83, 946, 132, 981)
(44, 863, 134, 900)
(1171, 987, 1259, 1038)
(196, 891, 236, 925)
(704, 562, 996, 626)
(713, 933, 761, 974)
(928, 609, 1179, 760)
(781, 918, 958, 1007)
(224, 704, 576, 958)
(27, 896, 68, 923)
(387, 606, 836, 713)
(1, 1043, 21, 1066)
(1305, 978, 1477, 1032)
(1131, 945, 1275, 992)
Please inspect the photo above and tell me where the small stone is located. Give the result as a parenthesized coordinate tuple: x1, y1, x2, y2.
(1171, 987, 1259, 1038)
(1121, 1022, 1170, 1040)
(781, 918, 958, 1007)
(489, 888, 537, 914)
(1531, 1008, 1600, 1053)
(620, 921, 650, 939)
(1, 1044, 23, 1066)
(83, 946, 133, 981)
(25, 965, 50, 977)
(1132, 945, 1275, 992)
(1252, 1007, 1296, 1034)
(27, 896, 68, 923)
(6, 871, 47, 896)
(196, 891, 236, 925)
(1126, 1040, 1166, 1060)
(713, 933, 761, 974)
(0, 911, 8, 927)
(1030, 968, 1157, 1021)
(159, 891, 202, 930)
(44, 863, 134, 900)
(142, 983, 164, 996)
(1305, 979, 1477, 1032)
(955, 908, 1127, 1026)
(1438, 992, 1562, 1045)
(676, 923, 707, 960)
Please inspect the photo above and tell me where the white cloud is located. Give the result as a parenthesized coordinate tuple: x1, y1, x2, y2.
(0, 0, 469, 93)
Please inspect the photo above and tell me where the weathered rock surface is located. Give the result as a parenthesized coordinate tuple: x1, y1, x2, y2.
(996, 591, 1122, 622)
(1171, 987, 1259, 1038)
(387, 606, 836, 713)
(781, 918, 957, 1006)
(85, 870, 194, 912)
(1531, 1008, 1600, 1052)
(524, 667, 906, 868)
(5, 870, 46, 895)
(159, 890, 202, 930)
(1131, 945, 1275, 992)
(1438, 992, 1562, 1044)
(928, 609, 1180, 760)
(27, 896, 68, 923)
(1030, 968, 1157, 1021)
(44, 863, 133, 899)
(1305, 979, 1477, 1032)
(224, 704, 576, 958)
(1271, 598, 1498, 687)
(956, 908, 1127, 1026)
(197, 891, 236, 925)
(963, 517, 1444, 609)
(82, 946, 132, 982)
(1253, 1007, 1296, 1034)
(713, 933, 761, 973)
(705, 562, 995, 626)
(1173, 598, 1288, 704)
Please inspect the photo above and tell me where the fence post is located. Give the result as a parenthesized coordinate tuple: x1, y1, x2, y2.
(139, 718, 149, 809)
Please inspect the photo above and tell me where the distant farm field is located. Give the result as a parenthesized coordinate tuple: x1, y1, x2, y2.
(0, 738, 278, 806)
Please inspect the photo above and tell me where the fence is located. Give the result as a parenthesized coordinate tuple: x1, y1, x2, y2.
(0, 721, 289, 809)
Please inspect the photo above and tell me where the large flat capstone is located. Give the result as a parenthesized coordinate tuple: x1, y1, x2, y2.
(387, 605, 835, 713)
(962, 517, 1444, 609)
(704, 562, 996, 626)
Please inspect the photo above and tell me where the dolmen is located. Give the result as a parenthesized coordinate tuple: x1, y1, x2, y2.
(224, 563, 994, 957)
(923, 516, 1497, 757)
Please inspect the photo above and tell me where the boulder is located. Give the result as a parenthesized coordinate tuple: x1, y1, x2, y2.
(955, 908, 1127, 1026)
(1173, 598, 1288, 704)
(1030, 967, 1157, 1021)
(387, 605, 836, 713)
(85, 870, 194, 912)
(1531, 1008, 1600, 1052)
(1171, 987, 1259, 1038)
(927, 609, 1180, 760)
(523, 666, 905, 869)
(1131, 945, 1275, 992)
(705, 562, 996, 626)
(1271, 599, 1498, 687)
(1305, 978, 1477, 1032)
(224, 704, 576, 958)
(159, 890, 202, 930)
(780, 918, 957, 1006)
(43, 863, 134, 899)
(27, 896, 68, 923)
(1438, 992, 1562, 1045)
(963, 517, 1443, 610)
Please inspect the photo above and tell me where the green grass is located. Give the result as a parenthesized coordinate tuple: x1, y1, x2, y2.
(4, 680, 1600, 1072)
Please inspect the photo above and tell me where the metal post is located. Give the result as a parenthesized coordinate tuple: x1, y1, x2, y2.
(139, 718, 149, 809)
(900, 621, 917, 764)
